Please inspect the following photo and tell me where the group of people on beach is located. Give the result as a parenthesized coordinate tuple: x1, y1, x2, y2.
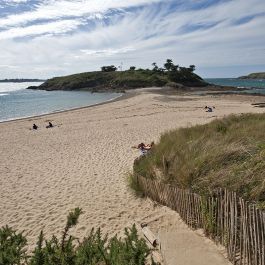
(32, 122, 53, 130)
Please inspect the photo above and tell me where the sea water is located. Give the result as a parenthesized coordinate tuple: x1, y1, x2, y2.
(205, 78, 265, 94)
(0, 82, 122, 122)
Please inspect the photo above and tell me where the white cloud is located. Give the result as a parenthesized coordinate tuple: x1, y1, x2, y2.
(0, 0, 264, 78)
(0, 19, 84, 39)
(0, 0, 162, 28)
(2, 0, 28, 3)
(80, 47, 135, 57)
(0, 64, 18, 69)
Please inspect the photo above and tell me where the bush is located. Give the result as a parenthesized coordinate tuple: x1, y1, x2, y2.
(0, 208, 156, 265)
(101, 66, 117, 72)
(0, 226, 27, 265)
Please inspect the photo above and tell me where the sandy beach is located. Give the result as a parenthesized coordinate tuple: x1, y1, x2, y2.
(0, 88, 264, 263)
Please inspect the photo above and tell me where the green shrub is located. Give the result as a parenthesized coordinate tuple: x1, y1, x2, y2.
(0, 208, 156, 265)
(0, 226, 27, 265)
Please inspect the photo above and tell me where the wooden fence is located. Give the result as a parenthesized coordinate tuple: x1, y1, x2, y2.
(136, 175, 265, 265)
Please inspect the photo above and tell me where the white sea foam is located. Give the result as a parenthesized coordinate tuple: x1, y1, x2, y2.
(0, 82, 43, 93)
(0, 93, 8, 96)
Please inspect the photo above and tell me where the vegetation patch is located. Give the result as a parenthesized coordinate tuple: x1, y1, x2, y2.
(27, 59, 207, 92)
(127, 172, 144, 197)
(238, 72, 265, 79)
(0, 208, 158, 265)
(133, 113, 265, 206)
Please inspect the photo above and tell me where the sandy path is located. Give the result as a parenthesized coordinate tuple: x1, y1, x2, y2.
(0, 89, 264, 262)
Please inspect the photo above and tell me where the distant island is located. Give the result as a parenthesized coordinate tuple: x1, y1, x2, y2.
(238, 72, 265, 79)
(0, 78, 46, 83)
(27, 60, 209, 92)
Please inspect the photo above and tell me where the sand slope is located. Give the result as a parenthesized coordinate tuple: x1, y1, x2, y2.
(0, 89, 264, 262)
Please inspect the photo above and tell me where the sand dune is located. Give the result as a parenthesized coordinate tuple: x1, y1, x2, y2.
(0, 89, 264, 262)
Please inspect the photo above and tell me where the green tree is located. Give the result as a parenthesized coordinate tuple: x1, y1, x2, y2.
(101, 65, 117, 72)
(164, 59, 175, 71)
(152, 62, 158, 72)
(189, 65, 196, 72)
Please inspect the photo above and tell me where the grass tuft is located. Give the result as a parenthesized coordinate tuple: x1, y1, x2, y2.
(127, 172, 144, 197)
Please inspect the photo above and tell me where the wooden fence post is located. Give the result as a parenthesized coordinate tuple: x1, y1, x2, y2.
(135, 175, 264, 265)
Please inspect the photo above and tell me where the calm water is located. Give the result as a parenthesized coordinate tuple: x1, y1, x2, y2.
(205, 78, 265, 94)
(0, 82, 121, 122)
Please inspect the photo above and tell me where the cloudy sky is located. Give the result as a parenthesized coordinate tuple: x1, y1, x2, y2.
(0, 0, 264, 79)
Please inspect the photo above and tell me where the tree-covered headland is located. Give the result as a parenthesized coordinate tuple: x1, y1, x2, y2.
(28, 59, 208, 92)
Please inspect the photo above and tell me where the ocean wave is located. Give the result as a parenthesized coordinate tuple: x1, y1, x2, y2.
(0, 93, 8, 96)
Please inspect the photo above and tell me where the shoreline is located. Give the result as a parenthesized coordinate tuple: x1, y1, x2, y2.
(0, 86, 193, 125)
(0, 91, 130, 124)
(0, 87, 265, 125)
(2, 85, 265, 125)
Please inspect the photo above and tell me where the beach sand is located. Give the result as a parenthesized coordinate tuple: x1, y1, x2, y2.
(0, 88, 264, 263)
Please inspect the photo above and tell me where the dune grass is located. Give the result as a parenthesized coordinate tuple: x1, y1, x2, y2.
(133, 113, 265, 207)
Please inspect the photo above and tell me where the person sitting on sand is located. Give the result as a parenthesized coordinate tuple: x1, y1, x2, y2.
(132, 142, 154, 150)
(143, 141, 154, 150)
(206, 107, 213, 112)
(138, 143, 149, 156)
(46, 121, 53, 128)
(132, 142, 154, 155)
(33, 124, 38, 130)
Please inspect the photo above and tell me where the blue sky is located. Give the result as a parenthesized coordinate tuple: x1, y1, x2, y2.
(0, 0, 264, 78)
